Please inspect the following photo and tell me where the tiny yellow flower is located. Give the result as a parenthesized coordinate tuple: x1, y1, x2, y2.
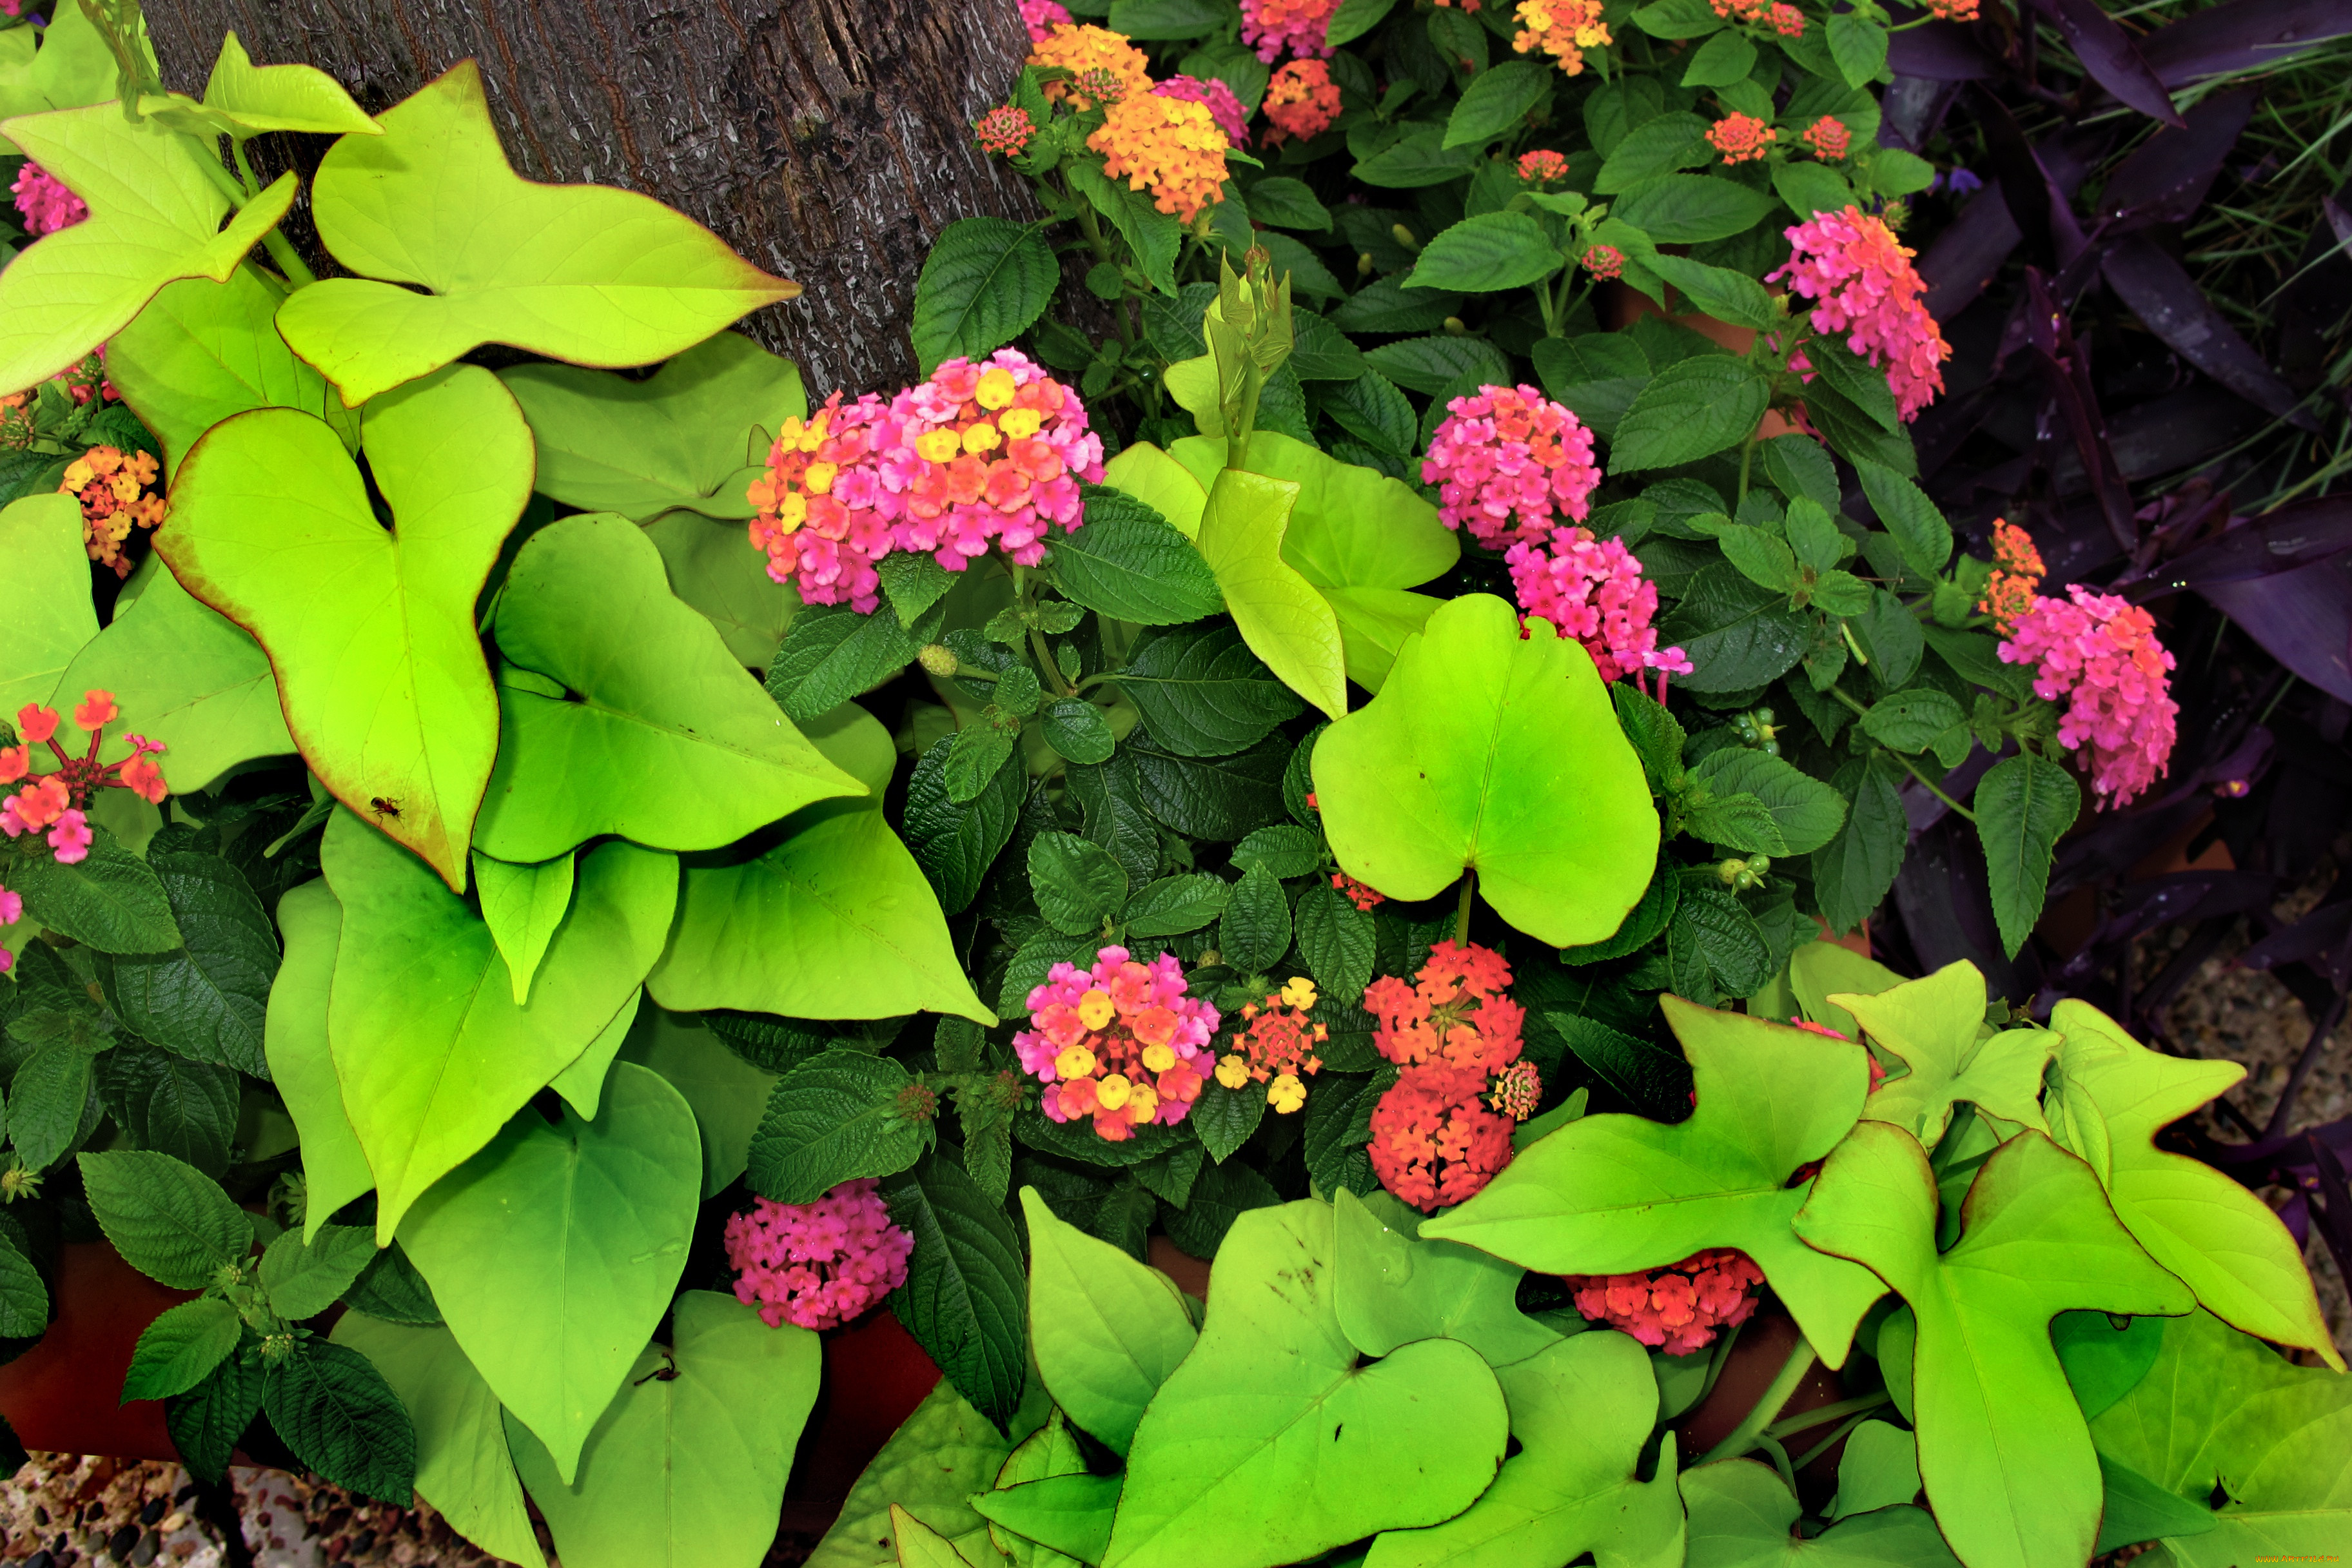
(975, 366, 1019, 409)
(1055, 1044, 1097, 1080)
(1267, 1072, 1307, 1113)
(962, 421, 1003, 455)
(1127, 1084, 1160, 1122)
(1215, 1054, 1251, 1090)
(774, 492, 809, 531)
(804, 460, 838, 495)
(916, 427, 965, 462)
(62, 459, 93, 489)
(1096, 1073, 1134, 1110)
(1141, 1042, 1177, 1073)
(1077, 988, 1117, 1030)
(999, 407, 1044, 439)
(1280, 977, 1318, 1011)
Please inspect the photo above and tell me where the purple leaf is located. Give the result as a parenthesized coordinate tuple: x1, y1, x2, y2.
(2102, 236, 2316, 428)
(2239, 899, 2352, 977)
(2142, 0, 2352, 87)
(2134, 497, 2352, 593)
(2037, 0, 2189, 126)
(2200, 553, 2352, 703)
(2028, 270, 2139, 553)
(2098, 86, 2259, 226)
(1887, 20, 2001, 79)
(1919, 184, 2025, 320)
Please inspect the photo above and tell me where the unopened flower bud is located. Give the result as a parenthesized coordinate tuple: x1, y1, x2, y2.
(1390, 222, 1418, 251)
(1357, 251, 1375, 277)
(918, 643, 958, 677)
(1442, 317, 1468, 335)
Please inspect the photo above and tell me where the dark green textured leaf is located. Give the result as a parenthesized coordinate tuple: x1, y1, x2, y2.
(1116, 625, 1303, 758)
(1246, 178, 1331, 231)
(1294, 879, 1375, 1005)
(1611, 175, 1775, 243)
(1444, 60, 1552, 148)
(94, 1044, 240, 1177)
(1041, 698, 1118, 765)
(1682, 27, 1757, 84)
(1828, 12, 1889, 85)
(1162, 1159, 1280, 1257)
(1303, 1069, 1384, 1197)
(1331, 277, 1464, 336)
(1977, 754, 2080, 959)
(1691, 749, 1847, 854)
(1064, 755, 1164, 888)
(1124, 874, 1233, 939)
(123, 1297, 243, 1403)
(1230, 825, 1321, 880)
(1612, 678, 1688, 794)
(1108, 0, 1233, 37)
(105, 850, 278, 1077)
(258, 1224, 378, 1321)
(1803, 378, 1916, 476)
(1644, 253, 1777, 331)
(10, 825, 179, 953)
(765, 600, 938, 723)
(1053, 493, 1223, 626)
(1128, 729, 1291, 841)
(1218, 864, 1293, 974)
(1353, 124, 1482, 189)
(1323, 369, 1418, 457)
(1611, 357, 1770, 471)
(1761, 434, 1840, 512)
(0, 1229, 48, 1338)
(747, 1048, 934, 1204)
(1812, 754, 1906, 937)
(1549, 1013, 1691, 1120)
(264, 1339, 418, 1504)
(9, 1040, 97, 1172)
(1067, 161, 1181, 296)
(1861, 689, 1967, 753)
(1856, 462, 1952, 580)
(1326, 0, 1400, 46)
(1531, 334, 1651, 442)
(1854, 589, 1925, 691)
(1676, 885, 1772, 999)
(1407, 213, 1563, 294)
(1361, 335, 1511, 396)
(912, 218, 1059, 374)
(1659, 563, 1811, 692)
(905, 733, 1025, 916)
(343, 1242, 443, 1327)
(1560, 865, 1678, 964)
(1030, 831, 1131, 936)
(1189, 1077, 1268, 1166)
(77, 1150, 253, 1288)
(167, 1349, 264, 1484)
(945, 724, 1017, 805)
(882, 1153, 1030, 1431)
(1594, 112, 1712, 192)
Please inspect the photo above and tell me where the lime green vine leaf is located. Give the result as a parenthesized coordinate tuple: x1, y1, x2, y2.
(1194, 468, 1349, 721)
(972, 1476, 1121, 1566)
(1364, 1330, 1685, 1568)
(473, 851, 576, 1007)
(2047, 999, 2344, 1370)
(1679, 1458, 1958, 1565)
(110, 266, 358, 473)
(1793, 1123, 2195, 1568)
(197, 32, 378, 139)
(277, 61, 799, 406)
(161, 364, 533, 889)
(0, 104, 295, 395)
(332, 1315, 549, 1568)
(0, 0, 137, 153)
(1828, 1420, 1922, 1520)
(1833, 961, 2052, 1146)
(2089, 1308, 2352, 1565)
(616, 1006, 778, 1199)
(1101, 443, 1208, 538)
(1020, 1188, 1197, 1457)
(647, 799, 995, 1026)
(892, 1507, 981, 1568)
(58, 560, 294, 795)
(1331, 1188, 1560, 1367)
(642, 508, 798, 670)
(0, 494, 97, 718)
(1104, 1199, 1510, 1568)
(1311, 593, 1660, 948)
(1427, 999, 1884, 1367)
(808, 1378, 1052, 1568)
(262, 877, 373, 1241)
(547, 989, 641, 1121)
(500, 333, 803, 523)
(1787, 940, 1904, 1040)
(987, 1412, 1092, 1568)
(322, 809, 678, 1242)
(473, 514, 863, 861)
(402, 1062, 700, 1486)
(509, 1291, 823, 1567)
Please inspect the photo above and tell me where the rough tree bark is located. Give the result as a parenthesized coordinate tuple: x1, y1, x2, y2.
(146, 0, 1043, 395)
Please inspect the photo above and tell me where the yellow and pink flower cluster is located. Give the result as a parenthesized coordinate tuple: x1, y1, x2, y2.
(1016, 945, 1221, 1142)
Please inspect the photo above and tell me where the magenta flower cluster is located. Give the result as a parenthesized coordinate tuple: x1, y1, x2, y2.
(1421, 384, 1603, 550)
(1152, 75, 1251, 146)
(1240, 0, 1338, 62)
(1018, 0, 1072, 41)
(1766, 205, 1952, 423)
(1505, 527, 1692, 683)
(11, 162, 86, 237)
(1015, 945, 1220, 1141)
(1999, 583, 2179, 807)
(723, 1179, 914, 1331)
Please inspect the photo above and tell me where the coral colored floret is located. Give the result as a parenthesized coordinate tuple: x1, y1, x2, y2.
(1154, 75, 1250, 146)
(1028, 24, 1154, 109)
(1090, 94, 1232, 222)
(1999, 584, 2179, 808)
(10, 162, 86, 237)
(1370, 1065, 1515, 1211)
(1016, 944, 1220, 1142)
(1802, 115, 1851, 161)
(1708, 113, 1776, 164)
(1230, 981, 1329, 1110)
(1422, 384, 1603, 549)
(1240, 0, 1338, 63)
(1977, 518, 2046, 631)
(1489, 1059, 1542, 1121)
(1262, 59, 1341, 144)
(724, 1181, 914, 1330)
(2, 692, 173, 865)
(1506, 525, 1692, 683)
(1582, 244, 1625, 280)
(1516, 149, 1569, 183)
(1565, 1249, 1765, 1354)
(1366, 939, 1525, 1076)
(1928, 0, 1979, 17)
(59, 446, 166, 578)
(977, 105, 1037, 158)
(1767, 206, 1952, 422)
(1331, 871, 1385, 911)
(1513, 0, 1612, 76)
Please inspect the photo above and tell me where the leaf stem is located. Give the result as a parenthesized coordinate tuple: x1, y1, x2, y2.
(1699, 1335, 1819, 1467)
(1888, 750, 1978, 825)
(1736, 431, 1759, 504)
(1454, 868, 1476, 945)
(1762, 1388, 1890, 1442)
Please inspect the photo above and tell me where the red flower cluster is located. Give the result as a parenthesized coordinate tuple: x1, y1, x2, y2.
(1364, 941, 1537, 1211)
(976, 105, 1036, 157)
(1564, 1249, 1765, 1354)
(1331, 871, 1384, 911)
(1582, 244, 1625, 280)
(1516, 149, 1569, 184)
(2, 693, 168, 870)
(1263, 59, 1341, 144)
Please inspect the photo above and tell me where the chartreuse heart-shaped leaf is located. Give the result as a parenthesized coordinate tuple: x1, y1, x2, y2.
(1426, 999, 1884, 1366)
(403, 1063, 700, 1486)
(1365, 1330, 1685, 1568)
(263, 878, 374, 1239)
(1312, 593, 1661, 948)
(1793, 1123, 2195, 1568)
(323, 808, 678, 1242)
(1193, 469, 1349, 722)
(807, 1378, 1051, 1568)
(0, 103, 295, 393)
(162, 364, 533, 888)
(500, 333, 801, 522)
(646, 799, 994, 1025)
(198, 32, 378, 138)
(1019, 1188, 1196, 1456)
(0, 0, 122, 151)
(985, 1412, 1091, 1568)
(277, 61, 798, 405)
(0, 495, 97, 717)
(1331, 1188, 1560, 1366)
(1173, 431, 1458, 691)
(473, 851, 575, 1006)
(110, 266, 357, 473)
(59, 560, 293, 794)
(1679, 1458, 1957, 1565)
(333, 1315, 547, 1567)
(891, 1507, 980, 1568)
(1103, 1200, 1510, 1568)
(509, 1291, 822, 1567)
(1834, 961, 2052, 1146)
(1100, 443, 1207, 538)
(2046, 999, 2343, 1369)
(473, 514, 861, 861)
(1786, 941, 1903, 1040)
(2089, 1308, 2352, 1563)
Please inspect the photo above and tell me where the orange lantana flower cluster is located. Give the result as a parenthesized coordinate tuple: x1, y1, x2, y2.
(1708, 113, 1777, 164)
(1977, 518, 2045, 631)
(1363, 941, 1538, 1211)
(61, 446, 164, 578)
(1263, 59, 1342, 144)
(1511, 0, 1612, 77)
(1215, 976, 1328, 1115)
(1090, 94, 1231, 222)
(1028, 24, 1153, 108)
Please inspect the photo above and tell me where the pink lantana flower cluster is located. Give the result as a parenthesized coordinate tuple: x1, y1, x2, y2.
(3, 693, 168, 868)
(1564, 1248, 1765, 1355)
(747, 350, 1104, 614)
(1422, 384, 1603, 549)
(1506, 527, 1692, 684)
(0, 885, 21, 975)
(1767, 205, 1952, 422)
(1152, 75, 1251, 146)
(10, 162, 86, 237)
(1999, 583, 2179, 807)
(1240, 0, 1338, 61)
(1016, 945, 1220, 1142)
(724, 1179, 914, 1331)
(1018, 0, 1072, 41)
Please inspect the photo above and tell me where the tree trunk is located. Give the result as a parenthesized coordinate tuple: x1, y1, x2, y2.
(146, 0, 1043, 397)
